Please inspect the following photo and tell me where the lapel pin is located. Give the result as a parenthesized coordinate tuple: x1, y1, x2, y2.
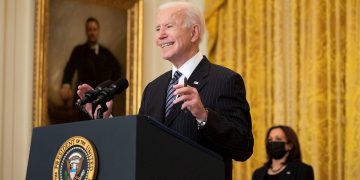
(286, 171, 291, 175)
(193, 81, 199, 85)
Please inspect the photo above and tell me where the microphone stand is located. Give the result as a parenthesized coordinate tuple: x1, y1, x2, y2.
(75, 101, 93, 120)
(96, 102, 108, 119)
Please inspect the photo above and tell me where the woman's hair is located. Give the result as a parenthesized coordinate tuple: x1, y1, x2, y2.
(265, 125, 302, 166)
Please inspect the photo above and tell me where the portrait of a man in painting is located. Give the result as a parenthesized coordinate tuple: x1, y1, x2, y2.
(34, 0, 142, 125)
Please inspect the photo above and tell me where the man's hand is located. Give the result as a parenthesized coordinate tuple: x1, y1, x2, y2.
(77, 84, 113, 119)
(59, 84, 72, 102)
(172, 84, 208, 121)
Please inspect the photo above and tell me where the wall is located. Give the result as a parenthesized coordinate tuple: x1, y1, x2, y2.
(0, 0, 34, 179)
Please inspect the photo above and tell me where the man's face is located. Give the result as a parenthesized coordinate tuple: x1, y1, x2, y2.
(155, 8, 194, 63)
(86, 21, 99, 44)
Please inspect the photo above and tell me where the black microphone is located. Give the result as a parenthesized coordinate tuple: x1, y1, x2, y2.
(91, 78, 129, 109)
(77, 80, 114, 106)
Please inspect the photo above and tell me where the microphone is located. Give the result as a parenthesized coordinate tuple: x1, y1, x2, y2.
(91, 78, 129, 109)
(76, 80, 114, 106)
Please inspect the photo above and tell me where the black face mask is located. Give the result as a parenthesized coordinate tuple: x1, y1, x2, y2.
(266, 141, 287, 160)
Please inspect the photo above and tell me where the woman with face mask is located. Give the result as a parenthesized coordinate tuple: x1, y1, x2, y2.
(252, 125, 314, 180)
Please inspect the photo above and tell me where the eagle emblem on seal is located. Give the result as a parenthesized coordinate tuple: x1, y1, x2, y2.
(65, 152, 85, 180)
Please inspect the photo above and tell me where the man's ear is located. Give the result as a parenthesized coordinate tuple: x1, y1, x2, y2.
(190, 24, 200, 42)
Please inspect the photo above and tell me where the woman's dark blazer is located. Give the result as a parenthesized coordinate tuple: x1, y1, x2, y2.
(252, 162, 314, 180)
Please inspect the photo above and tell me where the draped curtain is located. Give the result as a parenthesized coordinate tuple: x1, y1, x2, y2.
(205, 0, 360, 179)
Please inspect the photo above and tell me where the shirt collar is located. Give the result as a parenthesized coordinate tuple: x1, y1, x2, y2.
(171, 51, 203, 79)
(90, 43, 99, 55)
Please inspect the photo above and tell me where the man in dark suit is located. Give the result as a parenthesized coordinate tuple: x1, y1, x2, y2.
(60, 17, 121, 105)
(77, 2, 253, 179)
(140, 2, 254, 179)
(53, 17, 121, 123)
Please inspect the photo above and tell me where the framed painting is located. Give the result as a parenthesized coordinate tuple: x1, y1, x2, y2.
(33, 0, 143, 126)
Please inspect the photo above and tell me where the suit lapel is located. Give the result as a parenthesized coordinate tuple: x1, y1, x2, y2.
(150, 71, 172, 124)
(164, 56, 211, 126)
(187, 56, 210, 92)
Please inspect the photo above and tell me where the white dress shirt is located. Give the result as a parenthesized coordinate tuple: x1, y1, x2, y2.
(170, 51, 207, 125)
(171, 51, 203, 85)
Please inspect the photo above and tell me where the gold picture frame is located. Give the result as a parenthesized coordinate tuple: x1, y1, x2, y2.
(33, 0, 143, 127)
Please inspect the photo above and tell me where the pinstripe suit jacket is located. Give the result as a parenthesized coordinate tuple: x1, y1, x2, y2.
(139, 56, 254, 179)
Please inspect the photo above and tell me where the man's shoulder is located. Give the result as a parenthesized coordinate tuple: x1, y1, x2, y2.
(199, 56, 238, 76)
(74, 43, 88, 49)
(72, 43, 110, 52)
(98, 44, 111, 51)
(206, 61, 242, 81)
(151, 70, 172, 83)
(72, 43, 89, 52)
(146, 70, 172, 87)
(210, 63, 237, 75)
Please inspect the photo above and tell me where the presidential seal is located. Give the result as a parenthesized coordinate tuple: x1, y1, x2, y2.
(53, 136, 98, 180)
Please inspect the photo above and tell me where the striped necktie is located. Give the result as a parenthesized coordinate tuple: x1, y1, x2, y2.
(165, 71, 182, 117)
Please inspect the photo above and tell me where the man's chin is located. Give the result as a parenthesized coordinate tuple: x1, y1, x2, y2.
(161, 55, 173, 61)
(160, 51, 175, 60)
(88, 40, 98, 45)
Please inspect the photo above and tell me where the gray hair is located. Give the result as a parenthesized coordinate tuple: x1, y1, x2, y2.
(158, 1, 205, 42)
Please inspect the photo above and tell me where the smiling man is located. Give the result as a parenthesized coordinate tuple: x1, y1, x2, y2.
(138, 2, 254, 179)
(77, 2, 253, 179)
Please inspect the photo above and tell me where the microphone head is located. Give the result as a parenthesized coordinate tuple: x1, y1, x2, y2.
(111, 78, 129, 94)
(79, 80, 114, 105)
(91, 78, 129, 115)
(84, 80, 113, 97)
(94, 78, 129, 104)
(94, 80, 114, 91)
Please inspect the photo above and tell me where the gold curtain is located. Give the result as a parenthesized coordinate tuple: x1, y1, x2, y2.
(205, 0, 360, 179)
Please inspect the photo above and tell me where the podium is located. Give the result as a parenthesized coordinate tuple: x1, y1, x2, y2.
(26, 116, 225, 180)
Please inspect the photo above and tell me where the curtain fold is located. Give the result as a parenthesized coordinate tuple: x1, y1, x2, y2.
(205, 0, 360, 179)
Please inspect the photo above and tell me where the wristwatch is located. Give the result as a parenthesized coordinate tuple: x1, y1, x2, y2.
(196, 108, 208, 129)
(197, 120, 206, 129)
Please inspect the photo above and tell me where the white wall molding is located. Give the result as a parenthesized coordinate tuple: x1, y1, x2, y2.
(0, 0, 34, 179)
